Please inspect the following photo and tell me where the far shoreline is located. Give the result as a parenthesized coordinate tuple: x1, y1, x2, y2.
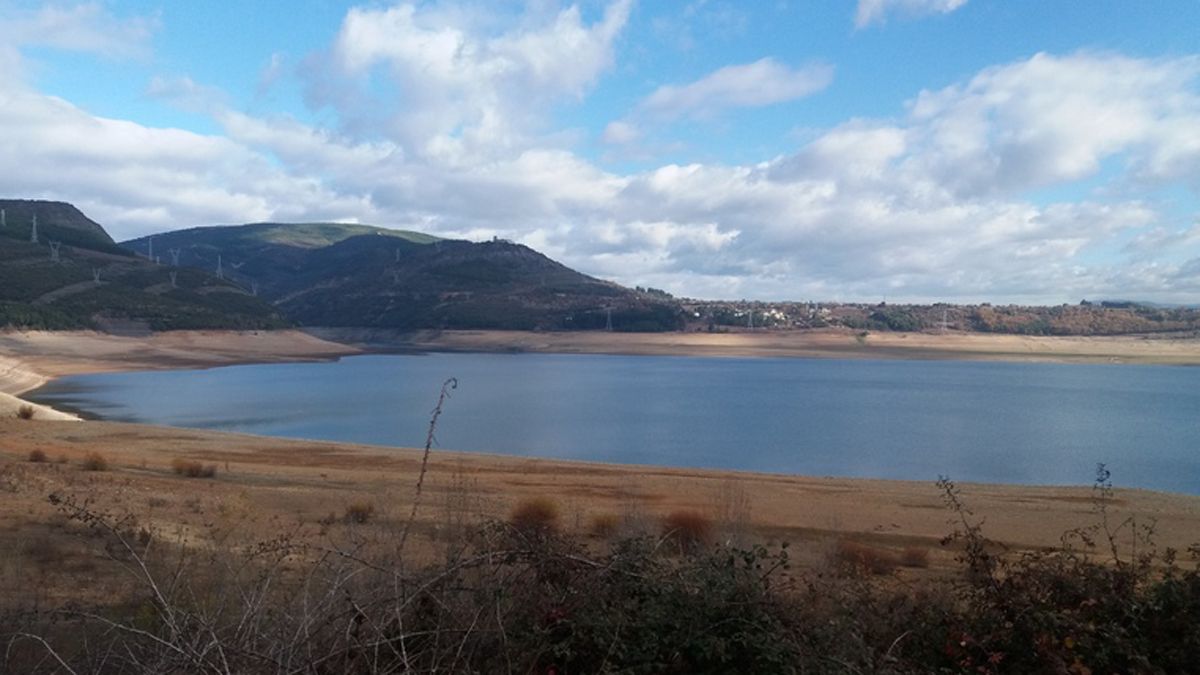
(2, 326, 1198, 419)
(310, 326, 1200, 366)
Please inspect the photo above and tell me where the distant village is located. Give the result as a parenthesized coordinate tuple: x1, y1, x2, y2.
(631, 287, 1200, 336)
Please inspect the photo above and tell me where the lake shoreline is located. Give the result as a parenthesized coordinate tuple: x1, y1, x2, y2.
(4, 416, 1200, 560)
(4, 328, 1198, 562)
(4, 327, 1199, 420)
(311, 326, 1200, 366)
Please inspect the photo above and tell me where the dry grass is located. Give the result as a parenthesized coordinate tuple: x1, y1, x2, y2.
(900, 545, 931, 568)
(21, 538, 64, 565)
(344, 501, 375, 525)
(80, 452, 108, 472)
(27, 449, 47, 463)
(661, 509, 712, 552)
(714, 478, 752, 547)
(831, 539, 899, 575)
(171, 458, 217, 479)
(16, 404, 35, 420)
(588, 513, 620, 540)
(509, 496, 560, 533)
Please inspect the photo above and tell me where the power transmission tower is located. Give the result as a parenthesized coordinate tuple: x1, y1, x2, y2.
(169, 248, 181, 266)
(148, 236, 154, 262)
(250, 280, 258, 296)
(215, 254, 224, 280)
(1, 208, 5, 228)
(92, 268, 102, 284)
(939, 308, 950, 334)
(30, 214, 37, 243)
(48, 240, 61, 263)
(169, 271, 178, 288)
(605, 307, 613, 331)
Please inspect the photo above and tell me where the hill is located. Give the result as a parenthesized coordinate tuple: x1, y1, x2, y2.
(122, 224, 684, 331)
(0, 199, 123, 254)
(0, 201, 289, 331)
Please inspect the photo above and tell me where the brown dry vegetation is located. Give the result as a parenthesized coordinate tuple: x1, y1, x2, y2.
(343, 500, 376, 524)
(170, 458, 216, 478)
(587, 513, 620, 539)
(661, 509, 713, 553)
(901, 544, 932, 568)
(79, 451, 107, 471)
(0, 444, 1196, 673)
(0, 330, 1197, 670)
(832, 538, 901, 575)
(509, 496, 560, 533)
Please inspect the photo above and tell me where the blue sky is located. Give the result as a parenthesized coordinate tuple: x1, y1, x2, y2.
(2, 0, 1199, 303)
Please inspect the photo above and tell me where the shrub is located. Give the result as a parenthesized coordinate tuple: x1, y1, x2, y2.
(80, 452, 108, 472)
(27, 449, 47, 463)
(344, 501, 375, 524)
(831, 539, 898, 575)
(588, 513, 620, 539)
(22, 538, 64, 565)
(171, 458, 216, 478)
(900, 545, 931, 568)
(16, 404, 35, 420)
(661, 509, 712, 553)
(509, 496, 559, 533)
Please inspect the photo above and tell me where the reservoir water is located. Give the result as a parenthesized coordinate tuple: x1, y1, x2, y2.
(29, 353, 1200, 494)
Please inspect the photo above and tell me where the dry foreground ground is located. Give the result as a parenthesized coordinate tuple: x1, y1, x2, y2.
(2, 328, 1200, 610)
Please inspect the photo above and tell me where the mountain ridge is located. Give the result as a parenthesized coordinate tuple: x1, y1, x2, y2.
(122, 222, 684, 331)
(0, 200, 288, 330)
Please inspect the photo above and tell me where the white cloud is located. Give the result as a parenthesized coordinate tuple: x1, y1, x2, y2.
(855, 0, 968, 28)
(639, 58, 833, 121)
(307, 0, 632, 161)
(256, 52, 288, 98)
(1, 0, 1198, 308)
(0, 85, 369, 237)
(2, 2, 158, 60)
(602, 120, 640, 145)
(906, 52, 1200, 197)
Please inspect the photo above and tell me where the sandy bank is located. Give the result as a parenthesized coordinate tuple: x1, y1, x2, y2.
(3, 418, 1198, 565)
(0, 329, 359, 395)
(0, 329, 359, 420)
(317, 327, 1200, 365)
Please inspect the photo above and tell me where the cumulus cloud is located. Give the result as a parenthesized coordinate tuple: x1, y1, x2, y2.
(639, 58, 833, 121)
(1, 0, 1197, 307)
(906, 52, 1200, 196)
(306, 0, 632, 161)
(0, 83, 372, 237)
(855, 0, 968, 28)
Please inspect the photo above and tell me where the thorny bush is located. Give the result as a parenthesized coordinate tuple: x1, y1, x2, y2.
(1, 468, 1197, 673)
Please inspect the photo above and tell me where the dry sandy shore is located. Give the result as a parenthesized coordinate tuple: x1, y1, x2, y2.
(1, 328, 1197, 578)
(3, 418, 1199, 575)
(0, 329, 360, 395)
(347, 327, 1200, 365)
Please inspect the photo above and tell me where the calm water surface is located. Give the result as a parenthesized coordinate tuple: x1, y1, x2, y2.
(30, 353, 1200, 494)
